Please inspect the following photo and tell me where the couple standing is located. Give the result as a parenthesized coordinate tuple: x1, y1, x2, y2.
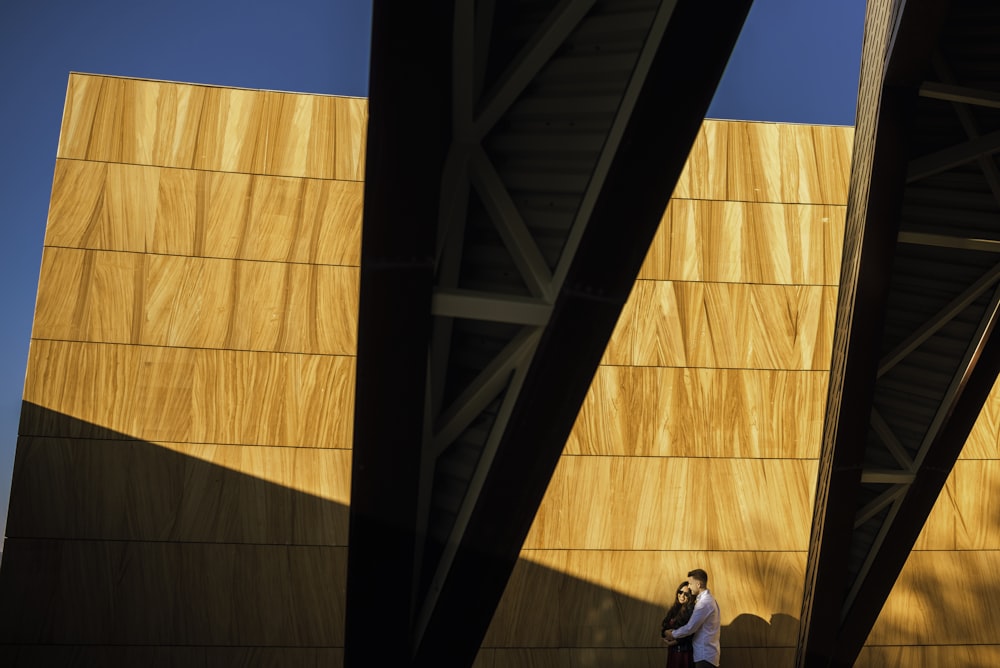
(659, 568, 721, 668)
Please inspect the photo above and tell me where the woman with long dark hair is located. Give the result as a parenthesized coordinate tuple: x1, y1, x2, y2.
(660, 582, 695, 668)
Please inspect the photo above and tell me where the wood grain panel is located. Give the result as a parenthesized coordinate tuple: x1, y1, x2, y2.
(45, 160, 364, 265)
(566, 366, 828, 459)
(197, 88, 365, 179)
(639, 200, 846, 285)
(142, 254, 358, 354)
(0, 539, 346, 646)
(857, 645, 1000, 668)
(251, 91, 336, 179)
(139, 253, 234, 347)
(672, 121, 853, 204)
(6, 437, 351, 544)
(57, 72, 108, 160)
(0, 646, 344, 668)
(334, 96, 367, 181)
(474, 648, 682, 668)
(476, 648, 796, 668)
(605, 281, 835, 369)
(728, 122, 853, 205)
(22, 340, 355, 447)
(33, 249, 358, 355)
(44, 161, 157, 252)
(486, 550, 805, 648)
(57, 74, 366, 180)
(240, 173, 363, 264)
(46, 160, 228, 254)
(59, 75, 207, 168)
(192, 84, 268, 172)
(34, 247, 141, 344)
(523, 457, 817, 550)
(190, 348, 355, 448)
(727, 121, 782, 203)
(867, 550, 1000, 646)
(717, 648, 798, 667)
(911, 460, 1000, 551)
(672, 120, 729, 200)
(776, 124, 853, 205)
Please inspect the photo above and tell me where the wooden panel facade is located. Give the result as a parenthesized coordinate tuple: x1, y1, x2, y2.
(638, 200, 845, 285)
(44, 160, 363, 264)
(6, 437, 351, 543)
(0, 74, 363, 664)
(673, 121, 852, 205)
(605, 281, 836, 369)
(565, 366, 828, 459)
(34, 249, 359, 353)
(1, 539, 346, 645)
(483, 120, 854, 666)
(57, 74, 366, 180)
(5, 73, 998, 666)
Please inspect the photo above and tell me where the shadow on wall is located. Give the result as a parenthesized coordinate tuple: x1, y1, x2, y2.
(482, 557, 800, 667)
(0, 403, 349, 666)
(0, 404, 799, 667)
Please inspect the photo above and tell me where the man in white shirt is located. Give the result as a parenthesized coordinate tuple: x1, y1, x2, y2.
(664, 568, 721, 667)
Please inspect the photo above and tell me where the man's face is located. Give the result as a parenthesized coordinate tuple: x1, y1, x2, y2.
(688, 577, 704, 595)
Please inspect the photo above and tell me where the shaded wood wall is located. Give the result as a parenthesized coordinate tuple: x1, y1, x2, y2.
(0, 74, 365, 666)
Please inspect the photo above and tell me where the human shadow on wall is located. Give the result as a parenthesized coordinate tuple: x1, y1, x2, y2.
(0, 404, 799, 667)
(487, 558, 801, 666)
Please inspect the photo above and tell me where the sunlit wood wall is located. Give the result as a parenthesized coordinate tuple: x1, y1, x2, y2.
(0, 74, 365, 666)
(4, 74, 993, 668)
(476, 120, 854, 668)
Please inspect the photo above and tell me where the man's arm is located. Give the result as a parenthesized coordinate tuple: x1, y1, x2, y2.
(667, 598, 711, 639)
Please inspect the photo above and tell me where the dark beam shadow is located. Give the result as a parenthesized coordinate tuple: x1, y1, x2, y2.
(1, 404, 801, 667)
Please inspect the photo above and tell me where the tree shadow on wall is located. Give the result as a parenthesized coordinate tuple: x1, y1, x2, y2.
(1, 404, 799, 667)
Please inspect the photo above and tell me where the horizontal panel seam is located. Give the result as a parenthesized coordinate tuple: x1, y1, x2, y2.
(53, 156, 364, 183)
(2, 537, 347, 548)
(41, 245, 361, 270)
(28, 337, 358, 360)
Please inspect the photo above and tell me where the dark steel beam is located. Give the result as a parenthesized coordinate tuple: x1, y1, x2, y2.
(344, 1, 453, 665)
(918, 81, 1000, 109)
(906, 127, 1000, 183)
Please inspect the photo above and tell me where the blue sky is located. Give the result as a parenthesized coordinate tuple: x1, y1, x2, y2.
(0, 0, 865, 538)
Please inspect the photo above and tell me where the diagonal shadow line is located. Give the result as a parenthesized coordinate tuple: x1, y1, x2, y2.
(0, 404, 793, 666)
